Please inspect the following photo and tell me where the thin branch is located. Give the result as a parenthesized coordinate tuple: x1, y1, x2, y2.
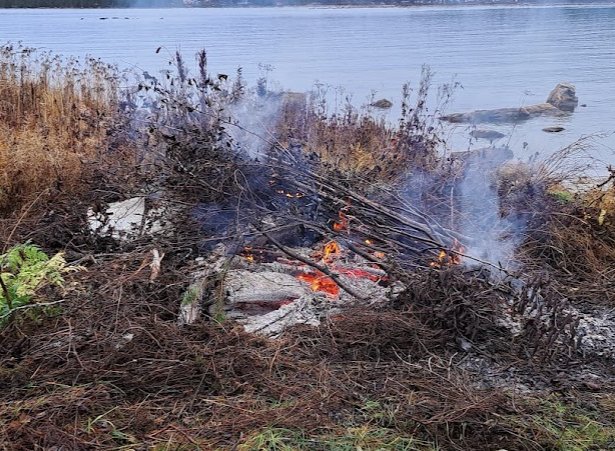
(262, 230, 368, 301)
(0, 299, 66, 321)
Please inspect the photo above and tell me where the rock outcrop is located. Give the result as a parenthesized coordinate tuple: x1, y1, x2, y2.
(441, 107, 530, 124)
(440, 83, 578, 124)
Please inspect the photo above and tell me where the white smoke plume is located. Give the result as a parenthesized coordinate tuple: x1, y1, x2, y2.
(227, 95, 284, 160)
(457, 151, 522, 269)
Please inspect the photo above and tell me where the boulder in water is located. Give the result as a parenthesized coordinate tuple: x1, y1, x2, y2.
(522, 103, 566, 117)
(546, 83, 578, 112)
(441, 107, 530, 124)
(543, 126, 565, 133)
(469, 129, 506, 143)
(440, 83, 579, 124)
(370, 98, 393, 109)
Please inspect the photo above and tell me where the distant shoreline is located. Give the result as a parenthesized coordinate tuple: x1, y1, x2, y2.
(1, 1, 614, 8)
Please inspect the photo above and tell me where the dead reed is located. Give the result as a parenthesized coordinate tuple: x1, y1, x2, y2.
(0, 44, 121, 215)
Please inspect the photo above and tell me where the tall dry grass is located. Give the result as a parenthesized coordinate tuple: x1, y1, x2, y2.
(0, 44, 121, 214)
(276, 68, 448, 189)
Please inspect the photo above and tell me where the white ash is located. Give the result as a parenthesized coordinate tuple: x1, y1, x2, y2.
(575, 308, 615, 358)
(496, 278, 615, 359)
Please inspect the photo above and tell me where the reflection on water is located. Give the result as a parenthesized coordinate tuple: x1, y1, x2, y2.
(0, 5, 613, 164)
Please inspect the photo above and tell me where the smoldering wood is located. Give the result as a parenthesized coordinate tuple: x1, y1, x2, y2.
(262, 230, 369, 301)
(262, 155, 468, 255)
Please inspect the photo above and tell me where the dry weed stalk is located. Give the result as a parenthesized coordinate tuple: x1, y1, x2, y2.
(0, 44, 121, 214)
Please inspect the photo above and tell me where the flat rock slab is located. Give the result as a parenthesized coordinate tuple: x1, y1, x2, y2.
(88, 196, 170, 242)
(440, 83, 577, 124)
(543, 126, 565, 133)
(441, 107, 530, 124)
(88, 197, 150, 240)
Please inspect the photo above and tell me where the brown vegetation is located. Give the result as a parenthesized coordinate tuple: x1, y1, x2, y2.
(1, 47, 615, 450)
(0, 45, 123, 216)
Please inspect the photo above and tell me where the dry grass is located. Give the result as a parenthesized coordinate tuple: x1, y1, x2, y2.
(512, 153, 615, 305)
(275, 69, 446, 191)
(0, 45, 120, 214)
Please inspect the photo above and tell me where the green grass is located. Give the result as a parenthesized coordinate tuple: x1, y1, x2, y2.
(237, 426, 436, 451)
(509, 397, 615, 451)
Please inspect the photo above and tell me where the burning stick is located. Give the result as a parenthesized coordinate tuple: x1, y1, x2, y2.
(429, 239, 465, 268)
(261, 231, 368, 301)
(296, 270, 340, 298)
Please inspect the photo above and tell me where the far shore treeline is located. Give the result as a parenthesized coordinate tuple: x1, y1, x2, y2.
(0, 0, 602, 7)
(0, 0, 181, 6)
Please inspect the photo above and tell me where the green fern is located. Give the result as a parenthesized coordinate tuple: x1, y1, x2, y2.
(0, 243, 77, 324)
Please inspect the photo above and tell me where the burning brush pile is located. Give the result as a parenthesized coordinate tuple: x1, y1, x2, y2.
(169, 143, 478, 337)
(190, 239, 392, 335)
(103, 52, 586, 351)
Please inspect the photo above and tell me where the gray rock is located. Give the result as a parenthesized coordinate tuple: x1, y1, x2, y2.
(543, 126, 565, 133)
(87, 197, 164, 241)
(370, 98, 393, 109)
(523, 103, 567, 117)
(546, 83, 578, 112)
(469, 129, 506, 143)
(440, 83, 578, 124)
(441, 107, 530, 124)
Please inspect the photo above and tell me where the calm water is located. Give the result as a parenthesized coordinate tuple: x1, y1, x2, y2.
(1, 5, 614, 164)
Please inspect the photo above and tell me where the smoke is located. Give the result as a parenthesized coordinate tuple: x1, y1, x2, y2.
(227, 94, 284, 160)
(457, 149, 523, 269)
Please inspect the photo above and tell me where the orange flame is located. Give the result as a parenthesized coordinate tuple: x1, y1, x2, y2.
(297, 271, 340, 297)
(430, 239, 465, 268)
(241, 246, 255, 263)
(323, 240, 341, 262)
(364, 239, 385, 259)
(333, 210, 349, 232)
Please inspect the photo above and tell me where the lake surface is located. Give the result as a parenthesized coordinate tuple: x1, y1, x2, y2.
(1, 5, 614, 165)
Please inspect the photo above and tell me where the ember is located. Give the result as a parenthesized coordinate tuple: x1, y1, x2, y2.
(296, 270, 340, 297)
(323, 240, 341, 262)
(240, 246, 274, 264)
(430, 239, 465, 268)
(335, 267, 386, 283)
(363, 238, 385, 259)
(241, 246, 255, 263)
(333, 209, 349, 232)
(276, 189, 305, 199)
